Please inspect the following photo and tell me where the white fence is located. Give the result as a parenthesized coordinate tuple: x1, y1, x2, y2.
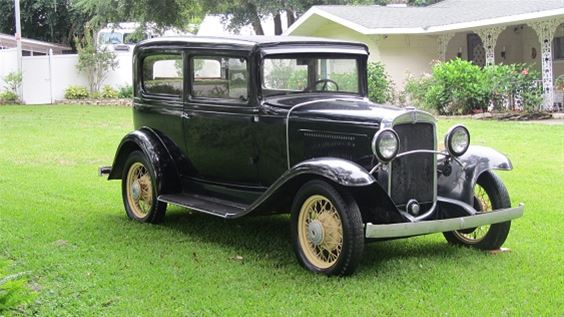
(0, 48, 133, 104)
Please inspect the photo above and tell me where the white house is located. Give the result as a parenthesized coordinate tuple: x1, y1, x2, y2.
(285, 0, 564, 109)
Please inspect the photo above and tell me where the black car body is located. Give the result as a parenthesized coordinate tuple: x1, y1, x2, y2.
(102, 36, 524, 275)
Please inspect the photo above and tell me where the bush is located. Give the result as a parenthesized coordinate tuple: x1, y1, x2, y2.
(64, 86, 89, 100)
(100, 85, 118, 99)
(0, 265, 32, 313)
(0, 91, 19, 104)
(118, 85, 133, 98)
(3, 72, 22, 93)
(404, 59, 543, 115)
(367, 62, 394, 104)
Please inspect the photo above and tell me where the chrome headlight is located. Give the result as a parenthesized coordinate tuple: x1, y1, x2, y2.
(445, 125, 470, 157)
(371, 128, 399, 162)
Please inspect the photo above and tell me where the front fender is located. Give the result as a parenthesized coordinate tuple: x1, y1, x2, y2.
(290, 158, 376, 187)
(107, 127, 181, 194)
(438, 145, 512, 205)
(247, 157, 377, 214)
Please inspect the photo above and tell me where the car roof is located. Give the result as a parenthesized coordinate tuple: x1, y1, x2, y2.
(136, 35, 369, 52)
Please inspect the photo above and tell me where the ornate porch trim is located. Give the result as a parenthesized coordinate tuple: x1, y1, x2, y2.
(476, 26, 505, 66)
(529, 19, 561, 110)
(437, 33, 455, 61)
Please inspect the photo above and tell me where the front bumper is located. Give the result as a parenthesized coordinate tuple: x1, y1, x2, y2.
(365, 204, 524, 239)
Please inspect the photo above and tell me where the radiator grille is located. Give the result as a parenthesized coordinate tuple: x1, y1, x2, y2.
(390, 123, 435, 206)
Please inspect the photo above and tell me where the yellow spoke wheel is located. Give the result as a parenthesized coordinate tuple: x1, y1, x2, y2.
(126, 162, 154, 218)
(121, 151, 167, 223)
(297, 195, 344, 269)
(291, 180, 364, 276)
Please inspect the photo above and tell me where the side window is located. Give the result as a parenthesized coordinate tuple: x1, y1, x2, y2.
(191, 56, 248, 101)
(142, 54, 183, 96)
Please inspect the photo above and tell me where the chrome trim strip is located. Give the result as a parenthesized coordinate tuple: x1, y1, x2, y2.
(365, 204, 524, 238)
(395, 149, 448, 159)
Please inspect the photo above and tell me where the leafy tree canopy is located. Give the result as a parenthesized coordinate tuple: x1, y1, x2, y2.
(0, 0, 443, 47)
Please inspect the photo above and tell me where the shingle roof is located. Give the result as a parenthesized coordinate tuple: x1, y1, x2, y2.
(300, 0, 564, 33)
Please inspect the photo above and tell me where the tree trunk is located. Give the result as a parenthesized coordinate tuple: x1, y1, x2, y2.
(286, 9, 296, 27)
(274, 13, 282, 35)
(247, 3, 264, 35)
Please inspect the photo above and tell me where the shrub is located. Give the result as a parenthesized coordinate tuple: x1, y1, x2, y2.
(426, 59, 489, 115)
(118, 85, 133, 98)
(100, 85, 119, 99)
(367, 62, 394, 104)
(484, 64, 543, 112)
(64, 86, 89, 100)
(0, 265, 32, 313)
(403, 59, 543, 114)
(0, 91, 19, 104)
(3, 71, 22, 94)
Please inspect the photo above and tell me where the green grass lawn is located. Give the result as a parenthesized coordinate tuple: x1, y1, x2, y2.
(0, 105, 562, 316)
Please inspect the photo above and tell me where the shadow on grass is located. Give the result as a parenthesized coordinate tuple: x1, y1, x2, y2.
(154, 207, 464, 272)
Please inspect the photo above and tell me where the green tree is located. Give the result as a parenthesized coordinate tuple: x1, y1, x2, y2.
(72, 0, 202, 31)
(202, 0, 389, 36)
(0, 0, 90, 49)
(75, 29, 118, 94)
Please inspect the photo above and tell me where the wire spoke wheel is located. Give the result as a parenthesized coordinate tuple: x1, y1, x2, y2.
(298, 195, 344, 269)
(453, 184, 492, 243)
(126, 162, 153, 218)
(443, 171, 512, 250)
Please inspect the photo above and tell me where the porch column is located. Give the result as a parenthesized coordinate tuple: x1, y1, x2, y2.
(437, 33, 455, 61)
(476, 26, 505, 65)
(529, 19, 561, 110)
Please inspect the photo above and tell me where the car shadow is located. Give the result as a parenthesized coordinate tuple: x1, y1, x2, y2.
(156, 206, 465, 272)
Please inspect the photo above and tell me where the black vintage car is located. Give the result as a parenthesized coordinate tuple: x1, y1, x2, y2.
(100, 36, 524, 276)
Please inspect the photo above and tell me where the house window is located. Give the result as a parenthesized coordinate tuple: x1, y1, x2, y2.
(554, 37, 564, 60)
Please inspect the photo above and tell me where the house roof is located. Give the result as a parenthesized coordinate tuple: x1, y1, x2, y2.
(285, 0, 564, 35)
(0, 33, 71, 53)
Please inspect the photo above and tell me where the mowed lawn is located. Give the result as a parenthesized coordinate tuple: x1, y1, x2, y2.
(0, 105, 562, 316)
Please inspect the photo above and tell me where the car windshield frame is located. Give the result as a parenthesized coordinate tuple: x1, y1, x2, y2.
(261, 53, 364, 98)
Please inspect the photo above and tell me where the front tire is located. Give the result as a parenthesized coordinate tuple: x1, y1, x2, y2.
(291, 180, 364, 276)
(443, 171, 511, 250)
(121, 151, 167, 223)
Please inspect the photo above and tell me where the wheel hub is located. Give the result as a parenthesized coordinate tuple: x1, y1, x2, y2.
(131, 180, 141, 201)
(307, 220, 325, 246)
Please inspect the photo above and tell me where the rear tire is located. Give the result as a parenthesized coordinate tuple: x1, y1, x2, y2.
(291, 180, 364, 276)
(443, 171, 511, 250)
(121, 151, 167, 223)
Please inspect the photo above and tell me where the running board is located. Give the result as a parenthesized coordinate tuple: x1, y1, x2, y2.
(158, 193, 248, 218)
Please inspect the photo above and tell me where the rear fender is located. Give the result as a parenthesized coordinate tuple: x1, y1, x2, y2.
(108, 127, 182, 194)
(438, 145, 512, 205)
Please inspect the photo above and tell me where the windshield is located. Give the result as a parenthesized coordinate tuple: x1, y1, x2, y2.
(262, 56, 359, 96)
(98, 32, 123, 45)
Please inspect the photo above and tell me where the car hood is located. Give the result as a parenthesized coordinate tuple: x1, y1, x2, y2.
(264, 94, 426, 127)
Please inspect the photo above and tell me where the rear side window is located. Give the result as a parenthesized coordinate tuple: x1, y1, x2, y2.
(142, 54, 183, 96)
(191, 56, 248, 101)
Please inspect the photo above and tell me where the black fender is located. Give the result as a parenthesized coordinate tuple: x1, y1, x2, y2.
(247, 158, 401, 223)
(107, 127, 182, 195)
(438, 145, 512, 205)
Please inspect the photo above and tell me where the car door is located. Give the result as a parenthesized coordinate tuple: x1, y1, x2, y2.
(182, 52, 260, 185)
